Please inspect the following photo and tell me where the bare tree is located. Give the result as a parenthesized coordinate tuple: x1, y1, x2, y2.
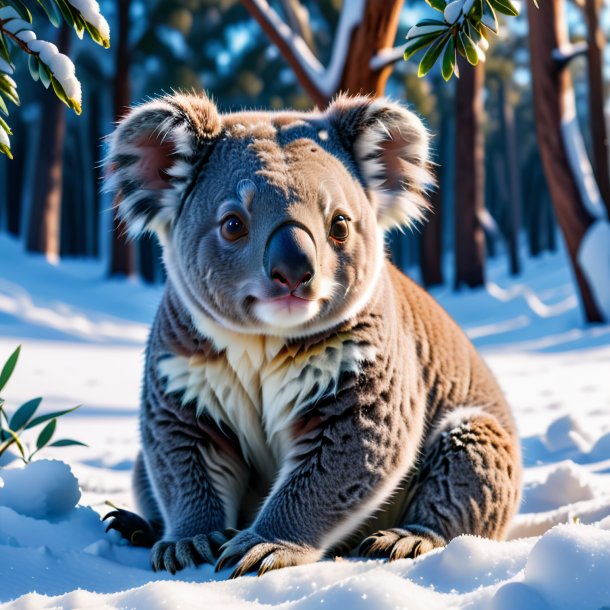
(454, 58, 486, 288)
(109, 0, 135, 277)
(241, 0, 404, 106)
(25, 24, 70, 261)
(528, 0, 608, 322)
(583, 0, 610, 217)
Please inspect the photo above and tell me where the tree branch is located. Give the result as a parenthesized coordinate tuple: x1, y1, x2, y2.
(241, 0, 367, 106)
(241, 0, 327, 105)
(369, 43, 407, 71)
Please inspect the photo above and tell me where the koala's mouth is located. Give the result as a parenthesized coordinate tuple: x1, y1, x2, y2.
(251, 294, 321, 329)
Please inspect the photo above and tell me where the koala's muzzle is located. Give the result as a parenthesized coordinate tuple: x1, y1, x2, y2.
(264, 224, 316, 291)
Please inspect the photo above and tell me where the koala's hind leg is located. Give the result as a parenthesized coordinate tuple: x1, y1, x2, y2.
(359, 407, 521, 561)
(103, 452, 163, 548)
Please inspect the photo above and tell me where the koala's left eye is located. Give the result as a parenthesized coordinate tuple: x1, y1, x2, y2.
(329, 215, 349, 243)
(221, 214, 248, 242)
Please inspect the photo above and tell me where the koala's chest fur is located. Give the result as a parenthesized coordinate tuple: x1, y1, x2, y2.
(157, 330, 376, 479)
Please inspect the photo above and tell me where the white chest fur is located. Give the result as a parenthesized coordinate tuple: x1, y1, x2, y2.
(157, 332, 376, 479)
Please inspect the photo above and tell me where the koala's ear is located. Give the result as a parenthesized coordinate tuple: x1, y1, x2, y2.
(325, 95, 433, 231)
(104, 93, 222, 237)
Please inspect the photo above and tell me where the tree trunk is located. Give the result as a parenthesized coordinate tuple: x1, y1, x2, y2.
(26, 24, 70, 261)
(496, 77, 521, 275)
(109, 0, 135, 276)
(420, 176, 443, 287)
(337, 0, 404, 97)
(454, 57, 485, 289)
(584, 0, 610, 217)
(527, 0, 602, 322)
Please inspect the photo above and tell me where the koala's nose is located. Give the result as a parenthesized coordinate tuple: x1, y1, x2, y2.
(264, 224, 316, 290)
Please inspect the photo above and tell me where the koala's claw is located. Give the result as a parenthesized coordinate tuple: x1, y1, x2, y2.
(151, 529, 234, 574)
(358, 526, 446, 562)
(102, 508, 159, 548)
(216, 530, 318, 578)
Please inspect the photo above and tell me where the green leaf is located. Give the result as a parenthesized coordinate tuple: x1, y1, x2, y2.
(459, 30, 480, 65)
(0, 33, 11, 64)
(25, 405, 80, 430)
(487, 0, 519, 16)
(36, 418, 56, 449)
(414, 18, 448, 27)
(50, 75, 81, 114)
(0, 113, 12, 134)
(54, 0, 77, 28)
(425, 0, 447, 11)
(28, 54, 39, 81)
(418, 31, 451, 77)
(470, 0, 484, 22)
(0, 75, 19, 106)
(4, 0, 32, 23)
(9, 397, 42, 431)
(48, 438, 88, 448)
(0, 345, 20, 391)
(39, 62, 51, 88)
(441, 35, 456, 81)
(36, 0, 62, 27)
(83, 20, 109, 48)
(0, 141, 12, 159)
(404, 32, 444, 61)
(481, 2, 498, 33)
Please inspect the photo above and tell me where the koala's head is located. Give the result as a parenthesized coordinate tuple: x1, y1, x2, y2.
(105, 93, 432, 339)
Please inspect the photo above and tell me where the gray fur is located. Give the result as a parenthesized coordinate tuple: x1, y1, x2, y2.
(104, 93, 521, 576)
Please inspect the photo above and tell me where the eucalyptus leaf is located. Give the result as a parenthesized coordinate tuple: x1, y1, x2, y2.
(9, 397, 42, 431)
(28, 54, 39, 81)
(39, 62, 51, 88)
(459, 31, 480, 65)
(425, 0, 447, 11)
(36, 0, 62, 27)
(36, 418, 56, 449)
(0, 141, 12, 159)
(4, 0, 32, 23)
(418, 32, 450, 77)
(0, 113, 12, 134)
(441, 36, 456, 81)
(487, 0, 519, 16)
(0, 345, 20, 392)
(48, 438, 88, 448)
(404, 32, 443, 61)
(25, 405, 80, 430)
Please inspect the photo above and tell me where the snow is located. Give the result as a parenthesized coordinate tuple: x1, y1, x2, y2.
(0, 233, 610, 608)
(26, 41, 81, 105)
(577, 219, 610, 319)
(66, 0, 110, 44)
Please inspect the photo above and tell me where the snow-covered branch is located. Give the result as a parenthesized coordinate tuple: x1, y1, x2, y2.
(242, 0, 366, 104)
(369, 43, 407, 71)
(552, 41, 588, 67)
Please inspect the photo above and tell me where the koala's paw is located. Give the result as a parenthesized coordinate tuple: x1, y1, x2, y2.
(216, 530, 319, 578)
(103, 507, 160, 548)
(358, 526, 446, 562)
(151, 529, 237, 574)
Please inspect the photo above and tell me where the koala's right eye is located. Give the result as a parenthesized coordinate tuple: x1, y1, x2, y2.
(220, 214, 248, 242)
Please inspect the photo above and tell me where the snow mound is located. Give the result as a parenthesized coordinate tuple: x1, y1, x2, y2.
(522, 523, 610, 610)
(0, 460, 80, 519)
(543, 414, 594, 454)
(522, 461, 599, 512)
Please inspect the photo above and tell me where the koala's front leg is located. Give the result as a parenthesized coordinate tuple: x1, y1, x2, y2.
(142, 391, 247, 573)
(217, 400, 410, 577)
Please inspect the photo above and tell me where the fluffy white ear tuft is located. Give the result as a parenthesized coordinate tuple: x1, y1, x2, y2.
(326, 94, 434, 231)
(103, 93, 221, 237)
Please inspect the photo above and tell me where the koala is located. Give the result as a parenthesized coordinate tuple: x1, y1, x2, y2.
(103, 93, 521, 578)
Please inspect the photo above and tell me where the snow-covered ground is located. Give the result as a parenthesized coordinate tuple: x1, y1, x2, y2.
(1, 233, 609, 609)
